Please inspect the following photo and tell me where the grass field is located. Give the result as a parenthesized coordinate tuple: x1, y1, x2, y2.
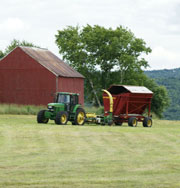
(0, 115, 180, 187)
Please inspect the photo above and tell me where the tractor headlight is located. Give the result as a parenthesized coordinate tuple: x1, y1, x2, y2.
(48, 106, 54, 111)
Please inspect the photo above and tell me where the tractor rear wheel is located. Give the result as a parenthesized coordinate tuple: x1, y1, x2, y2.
(143, 117, 152, 127)
(74, 108, 86, 125)
(55, 111, 68, 125)
(37, 110, 49, 124)
(128, 117, 137, 127)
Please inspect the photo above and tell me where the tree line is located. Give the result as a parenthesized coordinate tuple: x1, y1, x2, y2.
(146, 68, 180, 120)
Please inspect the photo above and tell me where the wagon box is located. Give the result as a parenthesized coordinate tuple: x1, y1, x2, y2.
(103, 85, 153, 127)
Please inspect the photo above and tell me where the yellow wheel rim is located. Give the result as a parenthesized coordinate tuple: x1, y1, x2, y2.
(77, 112, 85, 125)
(147, 119, 152, 127)
(132, 119, 137, 126)
(61, 114, 67, 124)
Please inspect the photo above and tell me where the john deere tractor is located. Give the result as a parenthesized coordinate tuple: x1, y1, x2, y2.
(37, 92, 86, 125)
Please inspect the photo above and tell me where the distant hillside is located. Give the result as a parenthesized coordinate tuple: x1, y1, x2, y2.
(145, 68, 180, 120)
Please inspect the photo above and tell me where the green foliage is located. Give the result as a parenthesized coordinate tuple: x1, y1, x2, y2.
(55, 25, 151, 105)
(146, 68, 180, 120)
(0, 50, 4, 58)
(55, 24, 169, 117)
(2, 39, 39, 56)
(150, 86, 170, 118)
(55, 25, 151, 83)
(0, 104, 45, 115)
(84, 105, 104, 115)
(142, 76, 170, 118)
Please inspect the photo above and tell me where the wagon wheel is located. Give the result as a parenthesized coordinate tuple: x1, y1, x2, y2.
(128, 117, 137, 127)
(143, 117, 152, 127)
(74, 108, 86, 125)
(55, 111, 68, 125)
(37, 110, 49, 124)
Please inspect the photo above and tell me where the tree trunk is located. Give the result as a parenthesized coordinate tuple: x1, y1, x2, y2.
(89, 79, 102, 107)
(120, 69, 123, 84)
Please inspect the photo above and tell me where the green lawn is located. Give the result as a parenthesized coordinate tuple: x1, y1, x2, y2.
(0, 115, 180, 188)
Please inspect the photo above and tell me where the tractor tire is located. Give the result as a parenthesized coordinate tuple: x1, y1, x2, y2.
(74, 108, 86, 125)
(128, 117, 137, 127)
(143, 117, 152, 127)
(37, 110, 49, 124)
(108, 120, 113, 126)
(55, 111, 68, 125)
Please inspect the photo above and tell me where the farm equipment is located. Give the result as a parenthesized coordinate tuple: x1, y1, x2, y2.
(37, 85, 153, 127)
(37, 92, 86, 125)
(86, 85, 153, 127)
(102, 85, 153, 127)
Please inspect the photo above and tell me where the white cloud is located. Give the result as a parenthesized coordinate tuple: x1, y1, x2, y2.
(0, 18, 29, 33)
(0, 0, 180, 70)
(153, 46, 180, 61)
(147, 46, 180, 70)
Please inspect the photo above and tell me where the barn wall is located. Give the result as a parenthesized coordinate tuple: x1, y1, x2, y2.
(0, 48, 56, 105)
(58, 77, 84, 105)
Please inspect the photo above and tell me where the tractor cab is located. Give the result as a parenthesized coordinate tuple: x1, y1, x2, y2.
(56, 93, 71, 104)
(37, 92, 86, 125)
(55, 92, 78, 104)
(55, 92, 79, 111)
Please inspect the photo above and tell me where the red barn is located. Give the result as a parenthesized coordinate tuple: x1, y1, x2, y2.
(0, 46, 84, 105)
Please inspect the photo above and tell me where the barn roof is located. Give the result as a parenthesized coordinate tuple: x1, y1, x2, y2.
(19, 46, 84, 78)
(108, 85, 153, 94)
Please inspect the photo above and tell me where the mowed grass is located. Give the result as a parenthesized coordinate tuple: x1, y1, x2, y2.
(0, 115, 180, 187)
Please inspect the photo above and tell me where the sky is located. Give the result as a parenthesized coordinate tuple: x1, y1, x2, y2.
(0, 0, 180, 70)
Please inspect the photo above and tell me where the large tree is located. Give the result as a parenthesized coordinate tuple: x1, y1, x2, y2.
(55, 25, 169, 117)
(56, 25, 151, 104)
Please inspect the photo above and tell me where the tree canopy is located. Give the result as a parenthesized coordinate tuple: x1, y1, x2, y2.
(0, 50, 4, 59)
(56, 25, 151, 86)
(55, 25, 169, 118)
(0, 39, 39, 58)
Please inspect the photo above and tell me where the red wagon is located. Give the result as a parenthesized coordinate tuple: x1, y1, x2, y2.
(103, 85, 153, 127)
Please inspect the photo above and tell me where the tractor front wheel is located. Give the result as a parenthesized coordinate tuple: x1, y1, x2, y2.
(37, 110, 49, 124)
(74, 108, 86, 125)
(128, 117, 137, 127)
(55, 111, 68, 125)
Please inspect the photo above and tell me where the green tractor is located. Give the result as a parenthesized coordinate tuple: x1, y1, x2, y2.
(37, 92, 86, 125)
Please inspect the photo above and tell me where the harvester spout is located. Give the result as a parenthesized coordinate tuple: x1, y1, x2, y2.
(102, 89, 113, 113)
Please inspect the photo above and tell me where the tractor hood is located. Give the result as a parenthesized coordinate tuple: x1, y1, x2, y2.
(48, 103, 64, 107)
